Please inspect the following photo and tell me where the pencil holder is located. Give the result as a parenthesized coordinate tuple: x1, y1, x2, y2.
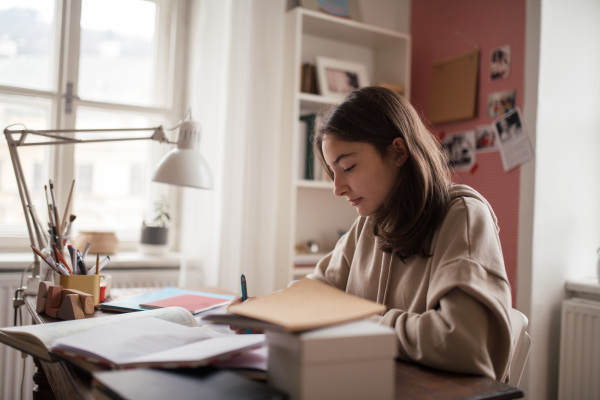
(59, 275, 101, 305)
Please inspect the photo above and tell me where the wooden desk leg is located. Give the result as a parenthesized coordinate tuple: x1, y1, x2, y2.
(32, 357, 56, 400)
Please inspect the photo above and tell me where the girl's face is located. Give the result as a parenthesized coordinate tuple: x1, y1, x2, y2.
(321, 135, 405, 217)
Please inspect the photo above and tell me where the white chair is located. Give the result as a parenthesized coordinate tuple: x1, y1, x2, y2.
(508, 308, 532, 387)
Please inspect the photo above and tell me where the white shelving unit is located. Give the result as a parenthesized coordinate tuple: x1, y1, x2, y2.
(274, 7, 411, 287)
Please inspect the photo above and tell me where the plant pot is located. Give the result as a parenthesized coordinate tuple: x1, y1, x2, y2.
(140, 226, 169, 256)
(141, 226, 168, 245)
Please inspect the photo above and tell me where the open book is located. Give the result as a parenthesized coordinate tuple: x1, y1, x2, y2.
(202, 278, 386, 332)
(0, 307, 263, 371)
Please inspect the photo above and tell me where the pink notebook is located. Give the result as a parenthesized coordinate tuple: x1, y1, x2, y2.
(140, 294, 230, 314)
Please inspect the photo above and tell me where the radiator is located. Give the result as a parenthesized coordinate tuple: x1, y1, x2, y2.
(0, 268, 178, 400)
(558, 298, 600, 400)
(1, 273, 34, 400)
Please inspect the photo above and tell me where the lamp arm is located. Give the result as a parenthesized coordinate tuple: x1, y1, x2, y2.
(3, 125, 170, 283)
(5, 134, 42, 279)
(4, 126, 172, 147)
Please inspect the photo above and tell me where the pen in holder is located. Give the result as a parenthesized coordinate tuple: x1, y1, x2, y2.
(59, 274, 101, 305)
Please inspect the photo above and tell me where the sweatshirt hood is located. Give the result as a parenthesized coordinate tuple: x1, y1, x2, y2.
(448, 184, 500, 232)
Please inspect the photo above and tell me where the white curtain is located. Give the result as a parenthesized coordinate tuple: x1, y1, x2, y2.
(179, 0, 286, 296)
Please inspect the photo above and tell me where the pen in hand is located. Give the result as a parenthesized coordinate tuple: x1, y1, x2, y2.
(241, 274, 251, 334)
(241, 274, 248, 302)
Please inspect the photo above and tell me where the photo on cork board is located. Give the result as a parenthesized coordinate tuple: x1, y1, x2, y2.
(493, 108, 534, 172)
(475, 124, 499, 153)
(490, 45, 511, 81)
(440, 130, 476, 172)
(487, 89, 516, 118)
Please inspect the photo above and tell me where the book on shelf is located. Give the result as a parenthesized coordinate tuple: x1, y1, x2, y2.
(297, 118, 308, 180)
(201, 278, 385, 333)
(298, 113, 330, 183)
(300, 63, 319, 94)
(300, 113, 317, 180)
(0, 307, 263, 372)
(98, 286, 233, 313)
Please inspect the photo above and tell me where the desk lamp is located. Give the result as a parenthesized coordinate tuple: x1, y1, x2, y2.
(4, 117, 213, 297)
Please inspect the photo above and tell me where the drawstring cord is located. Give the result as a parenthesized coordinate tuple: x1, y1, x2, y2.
(381, 250, 394, 310)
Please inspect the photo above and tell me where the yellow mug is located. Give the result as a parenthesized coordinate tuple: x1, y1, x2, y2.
(59, 275, 101, 305)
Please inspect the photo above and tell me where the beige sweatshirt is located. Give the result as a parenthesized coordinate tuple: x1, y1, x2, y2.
(307, 184, 512, 381)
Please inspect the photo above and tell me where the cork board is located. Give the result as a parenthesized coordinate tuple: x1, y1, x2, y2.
(427, 49, 480, 125)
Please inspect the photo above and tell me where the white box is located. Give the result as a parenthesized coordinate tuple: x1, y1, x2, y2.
(266, 319, 396, 400)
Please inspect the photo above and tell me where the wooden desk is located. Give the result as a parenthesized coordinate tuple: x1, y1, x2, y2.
(22, 292, 523, 400)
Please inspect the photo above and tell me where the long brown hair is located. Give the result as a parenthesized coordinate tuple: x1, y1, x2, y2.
(314, 86, 451, 259)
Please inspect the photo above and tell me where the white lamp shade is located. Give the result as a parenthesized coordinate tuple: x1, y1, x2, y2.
(152, 120, 214, 189)
(152, 148, 214, 189)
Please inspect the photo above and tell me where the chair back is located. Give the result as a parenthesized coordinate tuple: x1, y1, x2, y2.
(508, 308, 531, 387)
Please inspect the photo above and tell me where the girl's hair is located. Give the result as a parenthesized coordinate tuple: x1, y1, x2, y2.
(314, 86, 451, 259)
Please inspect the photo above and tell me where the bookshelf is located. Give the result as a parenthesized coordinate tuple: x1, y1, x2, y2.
(274, 7, 411, 286)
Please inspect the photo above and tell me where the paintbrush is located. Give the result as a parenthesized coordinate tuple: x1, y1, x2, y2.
(61, 179, 75, 234)
(63, 214, 76, 237)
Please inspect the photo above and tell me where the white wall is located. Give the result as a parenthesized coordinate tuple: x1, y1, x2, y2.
(358, 0, 411, 32)
(521, 0, 600, 398)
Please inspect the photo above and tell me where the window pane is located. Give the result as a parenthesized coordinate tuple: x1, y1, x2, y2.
(73, 108, 168, 240)
(0, 95, 52, 235)
(79, 0, 162, 106)
(0, 0, 57, 91)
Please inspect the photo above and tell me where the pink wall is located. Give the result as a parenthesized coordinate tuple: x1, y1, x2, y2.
(411, 0, 526, 304)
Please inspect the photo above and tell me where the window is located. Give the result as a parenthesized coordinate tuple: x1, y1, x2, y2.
(77, 165, 93, 194)
(0, 0, 185, 251)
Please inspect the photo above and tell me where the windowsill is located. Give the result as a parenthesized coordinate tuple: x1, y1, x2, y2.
(565, 277, 600, 302)
(0, 251, 181, 273)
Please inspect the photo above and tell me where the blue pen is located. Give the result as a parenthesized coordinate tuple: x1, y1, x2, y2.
(241, 274, 248, 301)
(241, 274, 251, 334)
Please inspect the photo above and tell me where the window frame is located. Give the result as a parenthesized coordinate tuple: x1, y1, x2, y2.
(0, 0, 188, 252)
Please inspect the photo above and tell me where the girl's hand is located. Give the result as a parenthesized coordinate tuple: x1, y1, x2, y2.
(227, 296, 263, 334)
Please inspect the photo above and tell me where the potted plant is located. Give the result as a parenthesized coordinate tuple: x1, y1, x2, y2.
(140, 199, 170, 252)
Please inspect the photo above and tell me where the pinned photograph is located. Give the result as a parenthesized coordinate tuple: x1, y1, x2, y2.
(475, 125, 498, 153)
(441, 130, 476, 172)
(493, 108, 534, 171)
(487, 89, 516, 118)
(490, 45, 511, 80)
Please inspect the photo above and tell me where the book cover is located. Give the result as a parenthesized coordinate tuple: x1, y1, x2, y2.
(98, 287, 233, 313)
(92, 366, 286, 400)
(202, 278, 385, 333)
(140, 294, 230, 314)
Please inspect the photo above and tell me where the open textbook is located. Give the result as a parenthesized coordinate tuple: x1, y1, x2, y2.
(202, 278, 386, 332)
(0, 307, 264, 372)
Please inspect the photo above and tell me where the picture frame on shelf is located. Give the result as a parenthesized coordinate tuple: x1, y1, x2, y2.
(299, 0, 362, 21)
(316, 56, 370, 100)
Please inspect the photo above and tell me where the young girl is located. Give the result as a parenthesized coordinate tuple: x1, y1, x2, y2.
(308, 86, 512, 381)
